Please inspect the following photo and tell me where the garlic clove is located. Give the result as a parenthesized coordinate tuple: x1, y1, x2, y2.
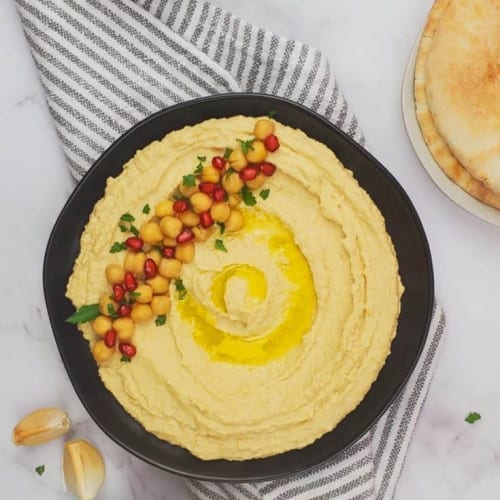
(64, 439, 105, 500)
(12, 407, 71, 446)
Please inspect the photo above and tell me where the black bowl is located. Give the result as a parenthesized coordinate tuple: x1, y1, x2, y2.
(43, 93, 433, 481)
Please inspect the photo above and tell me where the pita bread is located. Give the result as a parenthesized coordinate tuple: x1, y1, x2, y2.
(415, 0, 500, 209)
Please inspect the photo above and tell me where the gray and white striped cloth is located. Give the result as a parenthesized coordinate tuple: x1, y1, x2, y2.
(15, 0, 445, 498)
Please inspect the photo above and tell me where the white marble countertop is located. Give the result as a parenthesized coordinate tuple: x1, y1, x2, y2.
(2, 0, 500, 498)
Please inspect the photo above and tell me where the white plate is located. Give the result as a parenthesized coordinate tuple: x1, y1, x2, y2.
(401, 36, 500, 227)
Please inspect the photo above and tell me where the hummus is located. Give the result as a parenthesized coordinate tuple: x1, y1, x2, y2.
(67, 116, 403, 460)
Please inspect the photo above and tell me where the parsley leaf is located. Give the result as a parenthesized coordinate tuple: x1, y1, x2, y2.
(129, 291, 141, 299)
(107, 303, 119, 319)
(174, 279, 187, 300)
(465, 412, 481, 424)
(241, 185, 257, 206)
(216, 222, 225, 235)
(223, 147, 233, 160)
(259, 189, 270, 200)
(130, 225, 139, 237)
(215, 239, 227, 252)
(118, 224, 128, 233)
(237, 139, 255, 155)
(225, 167, 236, 178)
(121, 355, 131, 362)
(197, 155, 206, 162)
(268, 109, 278, 119)
(110, 241, 127, 253)
(172, 192, 184, 200)
(183, 174, 196, 187)
(120, 212, 135, 222)
(142, 203, 150, 214)
(66, 304, 100, 324)
(155, 315, 167, 326)
(35, 465, 45, 476)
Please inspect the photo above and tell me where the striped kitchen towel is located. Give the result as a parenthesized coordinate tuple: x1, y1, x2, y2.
(15, 0, 446, 498)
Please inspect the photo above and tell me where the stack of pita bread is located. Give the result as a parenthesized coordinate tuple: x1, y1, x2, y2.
(415, 0, 500, 208)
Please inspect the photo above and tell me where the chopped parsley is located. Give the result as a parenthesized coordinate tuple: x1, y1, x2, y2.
(268, 109, 278, 119)
(129, 291, 141, 299)
(118, 224, 128, 233)
(237, 139, 254, 155)
(174, 279, 187, 300)
(155, 315, 167, 326)
(110, 241, 127, 253)
(129, 225, 139, 237)
(120, 355, 131, 362)
(142, 203, 151, 214)
(215, 239, 227, 252)
(197, 155, 206, 162)
(194, 163, 203, 175)
(259, 189, 270, 200)
(107, 303, 119, 319)
(182, 174, 196, 187)
(172, 192, 184, 200)
(241, 185, 257, 206)
(120, 212, 135, 223)
(216, 222, 225, 235)
(225, 167, 236, 178)
(465, 412, 481, 424)
(223, 147, 233, 160)
(66, 304, 100, 324)
(35, 465, 45, 476)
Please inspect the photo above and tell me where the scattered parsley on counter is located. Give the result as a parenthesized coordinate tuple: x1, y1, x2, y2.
(223, 147, 233, 160)
(174, 279, 187, 300)
(121, 355, 131, 362)
(129, 225, 139, 237)
(268, 109, 278, 119)
(120, 212, 135, 222)
(465, 412, 481, 424)
(155, 315, 167, 326)
(197, 155, 206, 162)
(110, 241, 127, 253)
(142, 203, 150, 214)
(66, 304, 100, 324)
(35, 465, 45, 476)
(118, 224, 128, 233)
(259, 189, 270, 200)
(215, 239, 227, 252)
(237, 139, 254, 155)
(241, 185, 257, 206)
(182, 174, 196, 187)
(216, 222, 225, 235)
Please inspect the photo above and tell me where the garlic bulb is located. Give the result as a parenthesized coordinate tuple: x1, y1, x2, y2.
(12, 407, 71, 446)
(64, 439, 105, 500)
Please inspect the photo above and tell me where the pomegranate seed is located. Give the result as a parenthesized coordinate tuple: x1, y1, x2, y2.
(104, 328, 117, 348)
(212, 156, 226, 170)
(176, 228, 195, 244)
(113, 284, 126, 303)
(264, 134, 280, 152)
(173, 199, 190, 213)
(162, 246, 176, 259)
(212, 187, 226, 202)
(125, 236, 143, 251)
(123, 271, 138, 292)
(239, 166, 259, 181)
(118, 304, 132, 317)
(199, 211, 214, 228)
(144, 258, 157, 279)
(119, 342, 137, 358)
(199, 182, 216, 195)
(260, 161, 276, 176)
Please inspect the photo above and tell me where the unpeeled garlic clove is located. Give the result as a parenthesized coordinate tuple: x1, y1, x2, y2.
(64, 439, 105, 500)
(12, 407, 71, 446)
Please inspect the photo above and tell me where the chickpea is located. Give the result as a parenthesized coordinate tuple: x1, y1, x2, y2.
(227, 193, 241, 208)
(222, 171, 244, 194)
(162, 237, 177, 247)
(201, 165, 221, 183)
(246, 140, 267, 163)
(124, 251, 147, 277)
(254, 119, 275, 140)
(146, 248, 162, 266)
(158, 258, 183, 279)
(179, 210, 200, 227)
(160, 216, 183, 239)
(151, 295, 171, 316)
(131, 303, 153, 323)
(175, 242, 195, 263)
(146, 275, 170, 294)
(112, 317, 135, 341)
(229, 148, 247, 171)
(92, 340, 114, 363)
(105, 264, 124, 285)
(99, 294, 117, 316)
(210, 202, 231, 223)
(193, 225, 213, 242)
(190, 192, 213, 213)
(225, 209, 244, 232)
(139, 221, 163, 244)
(92, 315, 113, 337)
(246, 172, 267, 190)
(134, 283, 153, 304)
(154, 199, 174, 218)
(179, 181, 199, 198)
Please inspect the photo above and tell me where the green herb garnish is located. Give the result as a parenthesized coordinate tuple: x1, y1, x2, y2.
(110, 241, 127, 253)
(174, 279, 187, 300)
(121, 355, 131, 362)
(197, 155, 206, 162)
(142, 203, 151, 214)
(120, 212, 135, 222)
(66, 304, 100, 324)
(216, 222, 225, 235)
(241, 185, 257, 206)
(465, 412, 481, 424)
(225, 167, 236, 178)
(268, 109, 278, 119)
(35, 465, 45, 476)
(183, 174, 196, 187)
(107, 303, 119, 319)
(155, 315, 167, 326)
(130, 225, 139, 237)
(259, 189, 270, 200)
(129, 291, 141, 299)
(223, 147, 233, 160)
(172, 192, 184, 200)
(237, 139, 255, 155)
(118, 224, 128, 233)
(215, 239, 227, 252)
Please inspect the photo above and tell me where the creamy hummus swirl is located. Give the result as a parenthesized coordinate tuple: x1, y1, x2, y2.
(67, 116, 403, 460)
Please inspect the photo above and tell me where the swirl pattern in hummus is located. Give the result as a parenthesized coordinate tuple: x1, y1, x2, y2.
(67, 116, 403, 460)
